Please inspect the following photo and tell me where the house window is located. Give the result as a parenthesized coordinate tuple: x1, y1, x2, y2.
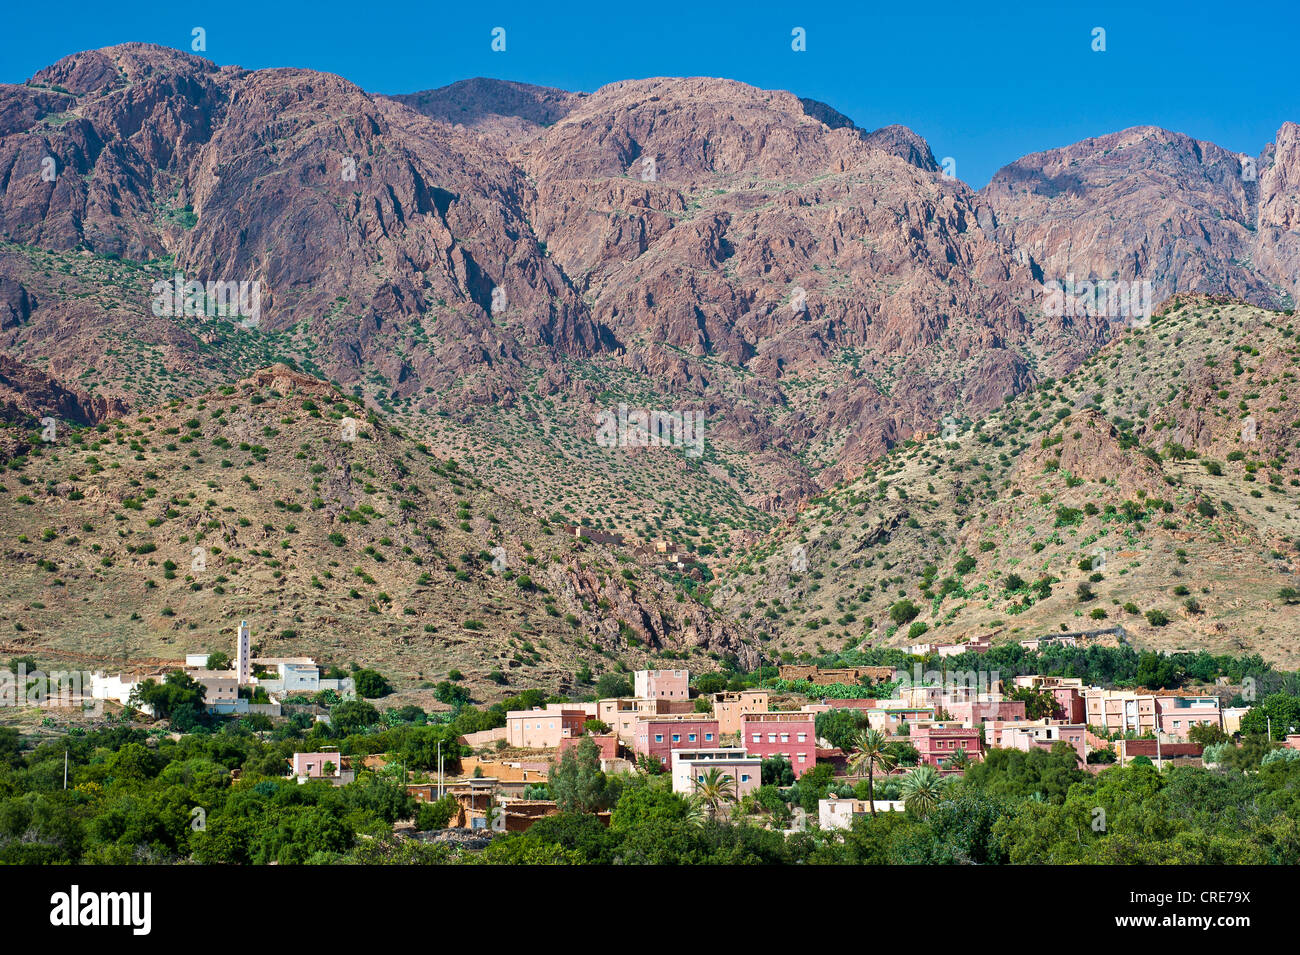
(655, 734, 664, 743)
(768, 733, 777, 743)
(740, 774, 750, 783)
(705, 733, 714, 741)
(796, 733, 806, 742)
(688, 734, 697, 742)
(780, 733, 790, 743)
(752, 734, 761, 743)
(672, 734, 681, 743)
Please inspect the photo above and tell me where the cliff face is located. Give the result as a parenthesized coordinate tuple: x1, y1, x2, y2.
(0, 45, 1294, 512)
(981, 123, 1300, 309)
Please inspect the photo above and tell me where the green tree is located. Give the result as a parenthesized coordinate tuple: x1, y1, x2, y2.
(594, 673, 633, 698)
(352, 668, 392, 698)
(899, 765, 948, 818)
(549, 737, 616, 813)
(691, 767, 738, 821)
(610, 782, 690, 831)
(846, 729, 897, 815)
(815, 708, 869, 751)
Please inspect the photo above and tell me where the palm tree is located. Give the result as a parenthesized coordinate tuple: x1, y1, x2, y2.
(692, 767, 739, 821)
(899, 764, 948, 818)
(846, 729, 898, 815)
(945, 747, 971, 771)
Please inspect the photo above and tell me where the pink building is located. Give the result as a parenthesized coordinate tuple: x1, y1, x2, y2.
(292, 751, 343, 778)
(1084, 689, 1158, 736)
(910, 724, 982, 767)
(634, 669, 690, 701)
(506, 708, 589, 748)
(944, 700, 1026, 725)
(599, 697, 695, 743)
(634, 717, 720, 766)
(1083, 690, 1221, 738)
(1013, 675, 1087, 723)
(740, 712, 817, 778)
(1156, 696, 1222, 738)
(556, 734, 620, 761)
(992, 721, 1087, 761)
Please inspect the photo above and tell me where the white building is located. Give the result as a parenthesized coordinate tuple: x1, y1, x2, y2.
(235, 620, 252, 685)
(90, 672, 162, 716)
(669, 747, 762, 797)
(819, 797, 905, 830)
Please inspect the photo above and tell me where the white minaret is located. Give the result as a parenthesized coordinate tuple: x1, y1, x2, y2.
(236, 620, 251, 685)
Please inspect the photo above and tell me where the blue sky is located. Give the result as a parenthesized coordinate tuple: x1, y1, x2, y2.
(3, 0, 1296, 186)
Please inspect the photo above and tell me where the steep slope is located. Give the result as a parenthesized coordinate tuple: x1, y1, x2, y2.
(982, 124, 1300, 310)
(715, 297, 1300, 667)
(2, 44, 606, 409)
(3, 45, 1295, 560)
(0, 364, 752, 695)
(0, 49, 1112, 529)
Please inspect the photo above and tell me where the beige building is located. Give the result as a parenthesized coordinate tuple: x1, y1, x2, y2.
(712, 690, 770, 736)
(186, 669, 239, 706)
(505, 708, 588, 748)
(598, 697, 695, 743)
(819, 797, 905, 829)
(1223, 706, 1252, 735)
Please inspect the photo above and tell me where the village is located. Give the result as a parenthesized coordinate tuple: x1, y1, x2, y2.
(287, 655, 1279, 836)
(4, 617, 1290, 847)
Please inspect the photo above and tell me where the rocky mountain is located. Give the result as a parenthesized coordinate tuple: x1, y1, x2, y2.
(982, 124, 1300, 310)
(0, 364, 751, 693)
(0, 45, 1114, 524)
(714, 297, 1300, 667)
(2, 45, 1299, 680)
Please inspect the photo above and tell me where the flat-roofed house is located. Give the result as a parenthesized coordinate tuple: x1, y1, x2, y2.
(634, 717, 720, 766)
(634, 669, 690, 701)
(991, 720, 1088, 762)
(506, 708, 588, 749)
(598, 697, 694, 743)
(819, 797, 905, 829)
(1156, 696, 1222, 738)
(670, 748, 762, 799)
(712, 690, 770, 736)
(186, 669, 239, 707)
(740, 712, 817, 777)
(911, 723, 982, 767)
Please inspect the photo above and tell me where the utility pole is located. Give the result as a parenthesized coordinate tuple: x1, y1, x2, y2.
(437, 739, 443, 799)
(63, 750, 68, 790)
